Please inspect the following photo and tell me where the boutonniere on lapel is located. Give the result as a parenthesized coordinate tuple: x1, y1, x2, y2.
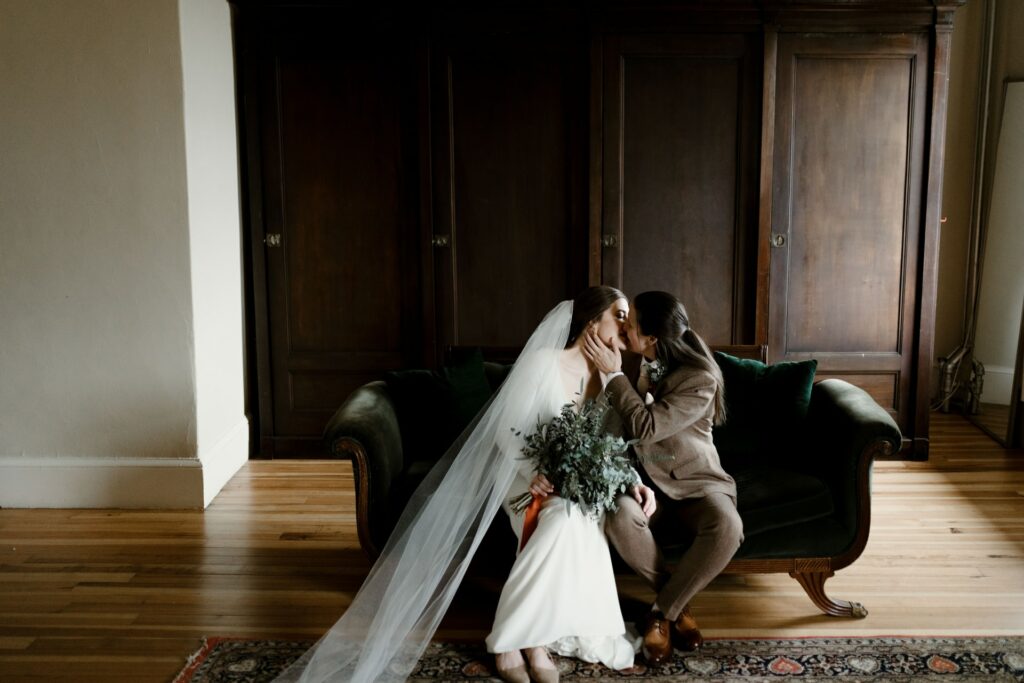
(641, 358, 665, 406)
(646, 359, 666, 386)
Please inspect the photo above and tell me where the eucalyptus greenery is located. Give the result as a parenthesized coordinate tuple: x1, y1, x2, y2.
(508, 394, 638, 520)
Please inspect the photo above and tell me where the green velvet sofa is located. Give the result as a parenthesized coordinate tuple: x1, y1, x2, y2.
(323, 346, 901, 618)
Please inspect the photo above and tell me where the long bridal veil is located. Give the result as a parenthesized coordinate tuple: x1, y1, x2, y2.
(274, 300, 573, 683)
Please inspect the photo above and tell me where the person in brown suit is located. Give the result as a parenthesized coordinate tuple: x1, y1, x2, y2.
(583, 290, 742, 666)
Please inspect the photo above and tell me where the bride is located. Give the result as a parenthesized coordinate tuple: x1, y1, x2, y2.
(275, 287, 653, 683)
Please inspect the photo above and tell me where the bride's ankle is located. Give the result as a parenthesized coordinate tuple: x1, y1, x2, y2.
(495, 650, 524, 667)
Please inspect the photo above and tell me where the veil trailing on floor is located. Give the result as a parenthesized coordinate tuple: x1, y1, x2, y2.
(274, 300, 573, 683)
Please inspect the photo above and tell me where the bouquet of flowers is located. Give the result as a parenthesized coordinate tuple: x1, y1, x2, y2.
(508, 395, 638, 520)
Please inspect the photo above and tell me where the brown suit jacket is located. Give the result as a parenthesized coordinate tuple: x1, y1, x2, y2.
(606, 354, 737, 502)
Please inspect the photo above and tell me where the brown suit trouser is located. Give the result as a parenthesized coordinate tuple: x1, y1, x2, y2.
(605, 488, 743, 622)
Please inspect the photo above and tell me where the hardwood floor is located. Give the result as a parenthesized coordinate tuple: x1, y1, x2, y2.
(1, 413, 1022, 682)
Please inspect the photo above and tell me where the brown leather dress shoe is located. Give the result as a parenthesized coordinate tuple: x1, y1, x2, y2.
(672, 606, 704, 651)
(642, 612, 673, 666)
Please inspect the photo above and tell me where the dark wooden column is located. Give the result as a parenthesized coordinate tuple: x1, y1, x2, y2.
(913, 7, 958, 459)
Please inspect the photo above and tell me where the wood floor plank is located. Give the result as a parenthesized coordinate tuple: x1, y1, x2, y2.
(0, 638, 34, 651)
(0, 412, 1021, 682)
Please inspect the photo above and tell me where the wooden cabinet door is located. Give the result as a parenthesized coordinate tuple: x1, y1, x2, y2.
(430, 29, 589, 360)
(601, 34, 762, 345)
(768, 33, 928, 440)
(246, 18, 427, 452)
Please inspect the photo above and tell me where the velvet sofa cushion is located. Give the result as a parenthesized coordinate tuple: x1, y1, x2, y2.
(731, 465, 834, 537)
(384, 348, 492, 463)
(656, 464, 835, 561)
(712, 351, 818, 461)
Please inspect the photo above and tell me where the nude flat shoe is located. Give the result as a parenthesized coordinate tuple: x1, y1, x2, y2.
(495, 662, 530, 683)
(528, 663, 559, 683)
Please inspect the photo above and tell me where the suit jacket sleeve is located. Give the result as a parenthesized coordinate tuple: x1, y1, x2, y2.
(606, 369, 715, 446)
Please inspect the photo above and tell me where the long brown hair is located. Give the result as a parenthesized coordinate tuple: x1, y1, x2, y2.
(633, 291, 726, 425)
(565, 285, 627, 349)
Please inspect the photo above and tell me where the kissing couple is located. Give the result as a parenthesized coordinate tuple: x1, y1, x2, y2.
(276, 287, 744, 683)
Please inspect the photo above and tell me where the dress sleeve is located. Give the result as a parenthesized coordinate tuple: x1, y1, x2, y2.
(493, 349, 556, 482)
(495, 414, 538, 482)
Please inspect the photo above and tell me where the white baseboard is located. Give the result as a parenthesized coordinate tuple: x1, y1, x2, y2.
(0, 455, 204, 508)
(0, 419, 251, 510)
(200, 418, 249, 507)
(980, 364, 1015, 406)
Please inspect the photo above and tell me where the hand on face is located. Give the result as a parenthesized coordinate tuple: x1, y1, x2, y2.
(582, 327, 622, 374)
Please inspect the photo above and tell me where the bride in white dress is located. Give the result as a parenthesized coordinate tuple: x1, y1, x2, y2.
(274, 287, 654, 683)
(487, 288, 649, 682)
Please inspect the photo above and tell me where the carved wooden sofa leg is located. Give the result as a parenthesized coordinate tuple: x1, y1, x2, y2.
(790, 570, 868, 618)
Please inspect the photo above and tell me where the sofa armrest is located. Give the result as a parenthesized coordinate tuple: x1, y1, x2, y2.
(805, 379, 902, 566)
(810, 379, 902, 453)
(322, 380, 403, 557)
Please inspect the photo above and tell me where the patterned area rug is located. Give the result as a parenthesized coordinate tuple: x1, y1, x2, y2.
(174, 636, 1024, 682)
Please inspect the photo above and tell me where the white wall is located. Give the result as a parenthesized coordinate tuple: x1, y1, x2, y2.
(0, 0, 247, 508)
(974, 83, 1024, 406)
(937, 0, 1024, 405)
(179, 0, 248, 506)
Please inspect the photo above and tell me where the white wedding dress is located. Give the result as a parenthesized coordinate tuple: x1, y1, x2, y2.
(274, 301, 636, 683)
(486, 354, 639, 669)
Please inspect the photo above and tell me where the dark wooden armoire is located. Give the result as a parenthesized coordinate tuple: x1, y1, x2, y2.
(230, 1, 964, 459)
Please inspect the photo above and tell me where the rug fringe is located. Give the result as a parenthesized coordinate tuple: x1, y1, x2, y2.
(172, 636, 212, 683)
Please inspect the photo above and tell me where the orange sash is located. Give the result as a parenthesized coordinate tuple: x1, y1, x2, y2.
(519, 494, 544, 551)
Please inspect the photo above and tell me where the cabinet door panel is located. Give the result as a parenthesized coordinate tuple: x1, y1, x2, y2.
(785, 56, 912, 354)
(769, 33, 927, 431)
(432, 33, 588, 355)
(603, 34, 761, 345)
(255, 28, 424, 442)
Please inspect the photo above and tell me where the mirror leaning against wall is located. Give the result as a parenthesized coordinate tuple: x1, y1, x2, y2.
(965, 79, 1024, 446)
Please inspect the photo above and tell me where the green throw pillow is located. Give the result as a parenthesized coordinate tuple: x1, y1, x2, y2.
(712, 351, 817, 461)
(384, 348, 493, 462)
